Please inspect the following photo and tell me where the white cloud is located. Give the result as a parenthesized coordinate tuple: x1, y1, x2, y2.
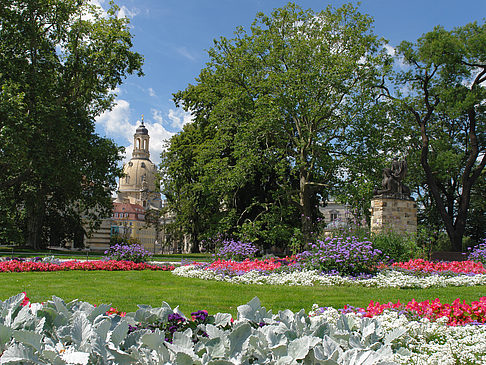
(96, 99, 133, 139)
(96, 100, 175, 166)
(152, 108, 163, 124)
(148, 88, 157, 97)
(142, 121, 174, 164)
(176, 46, 197, 62)
(84, 0, 108, 20)
(385, 43, 408, 70)
(117, 5, 140, 19)
(384, 44, 396, 57)
(167, 108, 193, 130)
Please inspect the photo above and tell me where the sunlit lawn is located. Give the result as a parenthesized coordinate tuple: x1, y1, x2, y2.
(1, 270, 485, 317)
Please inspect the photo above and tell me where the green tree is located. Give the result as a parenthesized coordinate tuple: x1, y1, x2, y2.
(0, 0, 143, 248)
(381, 22, 486, 251)
(170, 3, 387, 244)
(160, 123, 222, 253)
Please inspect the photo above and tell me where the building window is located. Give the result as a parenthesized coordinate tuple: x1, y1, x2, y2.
(330, 211, 339, 222)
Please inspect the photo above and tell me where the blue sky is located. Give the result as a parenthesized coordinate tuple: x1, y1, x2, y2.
(94, 0, 486, 165)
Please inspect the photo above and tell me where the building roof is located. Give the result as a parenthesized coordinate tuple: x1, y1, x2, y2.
(113, 202, 145, 214)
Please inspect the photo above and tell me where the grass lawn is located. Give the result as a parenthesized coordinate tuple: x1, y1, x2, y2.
(1, 270, 485, 317)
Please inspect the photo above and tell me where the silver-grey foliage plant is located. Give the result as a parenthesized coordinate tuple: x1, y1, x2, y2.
(0, 293, 409, 364)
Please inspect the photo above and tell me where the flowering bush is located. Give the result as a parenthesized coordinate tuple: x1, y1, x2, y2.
(174, 264, 486, 288)
(127, 309, 214, 343)
(104, 243, 153, 263)
(392, 259, 486, 274)
(0, 259, 173, 272)
(296, 236, 386, 275)
(328, 297, 486, 326)
(204, 258, 285, 274)
(213, 239, 258, 261)
(310, 302, 486, 364)
(468, 239, 486, 263)
(4, 294, 486, 364)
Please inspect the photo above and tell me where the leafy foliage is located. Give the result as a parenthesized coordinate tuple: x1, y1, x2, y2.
(163, 3, 388, 251)
(0, 0, 143, 248)
(213, 239, 258, 261)
(296, 236, 385, 275)
(103, 244, 153, 263)
(370, 231, 423, 263)
(0, 294, 409, 364)
(382, 21, 486, 251)
(467, 239, 486, 264)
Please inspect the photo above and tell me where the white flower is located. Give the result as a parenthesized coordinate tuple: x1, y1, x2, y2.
(172, 265, 486, 288)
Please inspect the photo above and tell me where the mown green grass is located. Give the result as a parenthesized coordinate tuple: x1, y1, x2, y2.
(1, 270, 485, 317)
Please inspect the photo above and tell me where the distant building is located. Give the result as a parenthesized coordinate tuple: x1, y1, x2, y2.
(82, 119, 168, 252)
(319, 199, 352, 232)
(115, 121, 162, 210)
(110, 202, 161, 250)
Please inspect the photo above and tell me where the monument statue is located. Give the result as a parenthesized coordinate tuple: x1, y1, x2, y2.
(374, 157, 411, 199)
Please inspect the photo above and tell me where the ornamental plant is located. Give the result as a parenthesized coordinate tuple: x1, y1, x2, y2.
(3, 293, 486, 363)
(468, 239, 486, 264)
(392, 259, 486, 275)
(323, 297, 486, 327)
(297, 236, 386, 275)
(205, 258, 287, 275)
(213, 239, 258, 261)
(0, 259, 172, 272)
(128, 309, 216, 344)
(104, 243, 153, 263)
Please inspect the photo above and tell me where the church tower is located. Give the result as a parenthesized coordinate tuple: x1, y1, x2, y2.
(116, 117, 162, 210)
(132, 117, 150, 159)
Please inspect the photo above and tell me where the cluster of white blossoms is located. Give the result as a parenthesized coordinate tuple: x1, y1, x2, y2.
(309, 306, 486, 364)
(172, 265, 486, 288)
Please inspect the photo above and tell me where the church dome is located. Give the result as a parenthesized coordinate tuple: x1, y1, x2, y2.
(119, 159, 157, 194)
(136, 123, 148, 135)
(116, 120, 161, 210)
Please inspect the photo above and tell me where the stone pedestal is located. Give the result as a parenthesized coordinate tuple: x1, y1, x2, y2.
(370, 197, 417, 235)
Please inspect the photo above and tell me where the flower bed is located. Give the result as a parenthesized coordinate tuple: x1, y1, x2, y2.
(0, 259, 174, 272)
(310, 301, 486, 364)
(1, 293, 485, 364)
(173, 256, 486, 289)
(203, 258, 290, 273)
(173, 262, 486, 288)
(312, 297, 486, 326)
(392, 258, 486, 274)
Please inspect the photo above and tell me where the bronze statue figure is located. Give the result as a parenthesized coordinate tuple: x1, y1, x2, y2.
(374, 157, 411, 199)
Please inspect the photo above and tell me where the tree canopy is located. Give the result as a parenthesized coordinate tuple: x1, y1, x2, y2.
(381, 22, 486, 251)
(0, 0, 143, 248)
(162, 3, 388, 251)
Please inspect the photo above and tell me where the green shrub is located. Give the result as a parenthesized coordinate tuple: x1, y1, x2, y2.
(370, 231, 423, 263)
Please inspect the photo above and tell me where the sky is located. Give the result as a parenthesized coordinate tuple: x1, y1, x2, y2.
(93, 0, 486, 166)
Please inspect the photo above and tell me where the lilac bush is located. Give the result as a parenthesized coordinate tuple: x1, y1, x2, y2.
(103, 243, 153, 263)
(296, 236, 386, 275)
(467, 239, 486, 263)
(214, 239, 258, 261)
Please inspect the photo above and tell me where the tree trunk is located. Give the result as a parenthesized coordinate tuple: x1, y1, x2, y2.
(418, 108, 482, 252)
(190, 220, 200, 253)
(25, 199, 45, 249)
(299, 174, 314, 244)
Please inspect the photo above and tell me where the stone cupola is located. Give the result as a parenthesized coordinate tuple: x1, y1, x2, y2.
(132, 115, 150, 160)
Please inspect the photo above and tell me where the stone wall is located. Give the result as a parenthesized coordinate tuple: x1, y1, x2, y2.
(370, 197, 417, 235)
